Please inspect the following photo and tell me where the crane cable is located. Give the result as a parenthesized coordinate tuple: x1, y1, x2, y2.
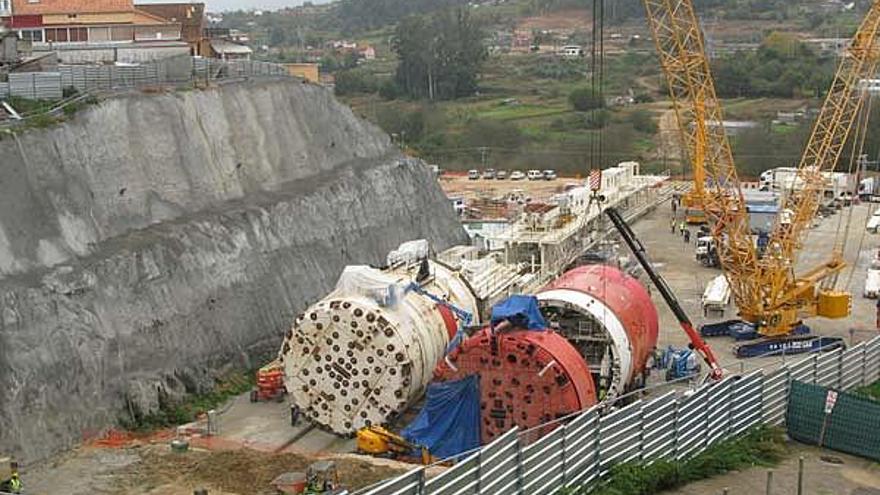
(844, 91, 877, 291)
(826, 88, 873, 290)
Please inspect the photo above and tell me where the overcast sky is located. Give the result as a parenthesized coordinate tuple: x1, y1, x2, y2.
(137, 0, 332, 13)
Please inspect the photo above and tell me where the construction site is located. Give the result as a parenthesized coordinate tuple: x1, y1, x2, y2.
(3, 0, 880, 495)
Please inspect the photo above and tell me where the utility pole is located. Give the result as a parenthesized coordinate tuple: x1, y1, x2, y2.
(479, 146, 489, 169)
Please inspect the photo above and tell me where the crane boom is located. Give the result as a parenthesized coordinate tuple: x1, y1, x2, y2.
(758, 3, 880, 333)
(642, 0, 760, 322)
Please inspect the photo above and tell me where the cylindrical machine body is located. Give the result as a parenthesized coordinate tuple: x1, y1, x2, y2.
(280, 261, 478, 434)
(537, 264, 659, 399)
(434, 327, 597, 443)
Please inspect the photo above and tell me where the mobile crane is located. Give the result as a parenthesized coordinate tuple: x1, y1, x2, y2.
(641, 0, 880, 354)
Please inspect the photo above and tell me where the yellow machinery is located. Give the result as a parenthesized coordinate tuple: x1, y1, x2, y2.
(356, 426, 434, 465)
(642, 0, 880, 337)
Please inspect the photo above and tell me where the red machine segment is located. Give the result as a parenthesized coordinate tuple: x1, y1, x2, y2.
(543, 265, 659, 375)
(436, 304, 459, 341)
(434, 327, 597, 443)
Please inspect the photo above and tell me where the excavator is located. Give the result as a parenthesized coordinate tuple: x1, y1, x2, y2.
(641, 0, 880, 356)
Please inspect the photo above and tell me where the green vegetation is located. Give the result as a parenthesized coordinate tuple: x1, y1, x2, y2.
(629, 109, 657, 134)
(218, 0, 877, 177)
(730, 120, 812, 178)
(567, 426, 788, 495)
(119, 371, 255, 432)
(568, 88, 604, 112)
(856, 381, 880, 401)
(713, 32, 836, 98)
(391, 8, 487, 100)
(5, 96, 58, 116)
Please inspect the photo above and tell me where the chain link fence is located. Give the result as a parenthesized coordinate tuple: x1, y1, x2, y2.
(357, 335, 880, 495)
(787, 379, 880, 461)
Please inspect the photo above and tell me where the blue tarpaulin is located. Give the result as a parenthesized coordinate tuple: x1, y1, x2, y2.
(490, 295, 547, 330)
(402, 375, 481, 459)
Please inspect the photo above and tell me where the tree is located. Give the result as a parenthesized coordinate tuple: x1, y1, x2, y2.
(712, 32, 835, 99)
(568, 88, 604, 112)
(392, 7, 488, 100)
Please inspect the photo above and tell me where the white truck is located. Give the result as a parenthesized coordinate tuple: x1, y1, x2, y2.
(860, 177, 880, 202)
(864, 259, 880, 298)
(695, 236, 719, 267)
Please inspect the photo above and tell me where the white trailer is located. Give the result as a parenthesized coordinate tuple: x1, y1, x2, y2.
(702, 275, 731, 316)
(868, 210, 880, 233)
(761, 167, 852, 202)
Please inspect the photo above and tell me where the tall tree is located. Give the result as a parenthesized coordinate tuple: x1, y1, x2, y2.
(392, 8, 488, 100)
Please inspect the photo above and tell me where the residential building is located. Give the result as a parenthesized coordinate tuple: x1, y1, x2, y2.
(1, 0, 188, 63)
(201, 26, 251, 60)
(136, 2, 205, 53)
(207, 39, 250, 60)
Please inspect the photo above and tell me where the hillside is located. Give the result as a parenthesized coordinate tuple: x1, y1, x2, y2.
(0, 79, 467, 462)
(218, 0, 876, 176)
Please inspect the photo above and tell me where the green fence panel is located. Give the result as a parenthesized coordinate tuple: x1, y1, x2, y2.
(787, 381, 880, 461)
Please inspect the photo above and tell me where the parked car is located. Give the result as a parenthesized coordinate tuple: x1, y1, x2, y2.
(468, 169, 480, 180)
(496, 170, 508, 180)
(510, 170, 526, 181)
(483, 168, 497, 180)
(527, 169, 543, 181)
(543, 169, 557, 180)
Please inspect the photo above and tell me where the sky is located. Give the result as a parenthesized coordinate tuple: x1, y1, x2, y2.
(136, 0, 332, 13)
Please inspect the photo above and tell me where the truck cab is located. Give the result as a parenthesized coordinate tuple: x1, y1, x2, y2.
(695, 236, 719, 267)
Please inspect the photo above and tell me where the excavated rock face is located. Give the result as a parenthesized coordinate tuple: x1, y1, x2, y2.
(0, 79, 467, 462)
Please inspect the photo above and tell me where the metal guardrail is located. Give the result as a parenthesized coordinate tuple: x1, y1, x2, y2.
(356, 335, 880, 495)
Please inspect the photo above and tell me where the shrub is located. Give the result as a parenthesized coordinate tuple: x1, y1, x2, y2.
(334, 68, 380, 96)
(630, 109, 658, 133)
(582, 110, 611, 129)
(568, 87, 605, 112)
(586, 426, 787, 495)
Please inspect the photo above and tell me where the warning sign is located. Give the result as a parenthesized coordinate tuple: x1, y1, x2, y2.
(824, 390, 839, 414)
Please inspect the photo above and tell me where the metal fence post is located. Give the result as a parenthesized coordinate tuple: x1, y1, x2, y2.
(515, 435, 523, 494)
(476, 446, 482, 493)
(797, 456, 804, 495)
(765, 470, 773, 495)
(561, 421, 568, 486)
(673, 395, 681, 458)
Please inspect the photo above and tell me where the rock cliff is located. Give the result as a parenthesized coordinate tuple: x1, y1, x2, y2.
(0, 79, 467, 461)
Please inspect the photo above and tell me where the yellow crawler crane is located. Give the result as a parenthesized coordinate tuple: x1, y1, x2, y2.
(642, 0, 880, 345)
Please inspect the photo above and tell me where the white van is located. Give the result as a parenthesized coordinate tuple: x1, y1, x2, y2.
(527, 169, 543, 181)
